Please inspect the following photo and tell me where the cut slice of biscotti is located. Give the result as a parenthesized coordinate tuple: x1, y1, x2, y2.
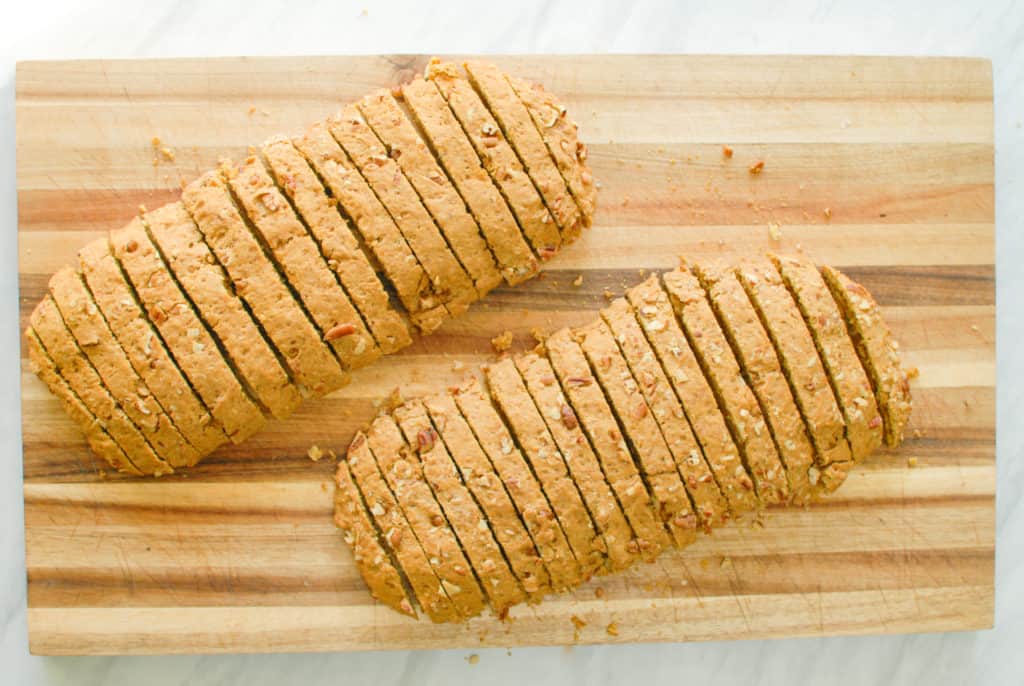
(662, 266, 789, 506)
(545, 328, 671, 561)
(393, 400, 526, 616)
(515, 351, 639, 573)
(423, 391, 551, 600)
(507, 74, 597, 230)
(112, 217, 264, 444)
(625, 276, 760, 514)
(426, 60, 562, 259)
(601, 297, 729, 528)
(180, 171, 349, 398)
(261, 136, 412, 355)
(78, 238, 226, 458)
(693, 261, 816, 505)
(49, 267, 199, 468)
(346, 431, 457, 623)
(735, 260, 852, 493)
(26, 327, 143, 476)
(463, 61, 585, 243)
(293, 122, 447, 334)
(228, 155, 379, 371)
(145, 201, 301, 421)
(485, 357, 605, 581)
(358, 91, 503, 297)
(367, 414, 488, 621)
(821, 265, 912, 448)
(452, 377, 579, 592)
(333, 458, 417, 619)
(30, 295, 172, 475)
(770, 255, 883, 460)
(401, 76, 539, 286)
(575, 320, 698, 547)
(328, 104, 476, 316)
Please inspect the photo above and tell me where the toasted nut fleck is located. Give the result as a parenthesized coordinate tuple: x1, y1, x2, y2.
(324, 323, 357, 341)
(606, 622, 619, 637)
(417, 428, 436, 453)
(430, 514, 444, 526)
(560, 404, 578, 430)
(749, 160, 765, 174)
(570, 615, 587, 630)
(566, 376, 592, 387)
(386, 528, 403, 549)
(124, 239, 139, 253)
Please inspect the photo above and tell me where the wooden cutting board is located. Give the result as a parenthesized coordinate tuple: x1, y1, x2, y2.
(17, 55, 995, 655)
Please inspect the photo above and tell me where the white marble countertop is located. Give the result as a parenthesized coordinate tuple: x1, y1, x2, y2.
(2, 1, 1020, 683)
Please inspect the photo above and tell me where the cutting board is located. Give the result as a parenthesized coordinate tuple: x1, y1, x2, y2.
(17, 55, 995, 655)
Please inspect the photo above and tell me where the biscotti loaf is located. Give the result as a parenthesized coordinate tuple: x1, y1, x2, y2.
(26, 59, 597, 475)
(337, 255, 913, 622)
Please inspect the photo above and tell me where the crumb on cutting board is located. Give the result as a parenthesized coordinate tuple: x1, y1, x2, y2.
(491, 330, 514, 353)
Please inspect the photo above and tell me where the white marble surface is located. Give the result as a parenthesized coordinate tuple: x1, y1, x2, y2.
(2, 1, 1020, 683)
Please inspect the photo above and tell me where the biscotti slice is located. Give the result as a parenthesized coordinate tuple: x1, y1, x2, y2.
(770, 254, 883, 460)
(485, 358, 605, 581)
(735, 260, 852, 492)
(261, 136, 412, 354)
(507, 75, 597, 229)
(30, 296, 172, 475)
(453, 378, 579, 591)
(328, 105, 476, 316)
(293, 122, 447, 334)
(78, 239, 226, 457)
(426, 60, 561, 258)
(145, 202, 301, 420)
(346, 431, 457, 623)
(357, 91, 503, 296)
(626, 276, 760, 514)
(662, 267, 789, 506)
(228, 156, 379, 371)
(463, 61, 584, 242)
(333, 458, 417, 618)
(393, 400, 526, 615)
(575, 320, 698, 547)
(515, 351, 638, 572)
(545, 328, 670, 561)
(692, 262, 817, 505)
(401, 76, 539, 285)
(180, 172, 349, 397)
(49, 267, 199, 468)
(601, 298, 729, 528)
(423, 391, 551, 600)
(112, 217, 264, 444)
(821, 265, 912, 448)
(26, 328, 143, 476)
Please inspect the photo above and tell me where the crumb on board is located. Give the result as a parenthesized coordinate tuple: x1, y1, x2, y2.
(466, 654, 479, 665)
(307, 445, 324, 462)
(602, 288, 615, 301)
(151, 136, 161, 147)
(824, 207, 832, 220)
(606, 622, 619, 637)
(138, 204, 147, 216)
(452, 359, 465, 371)
(160, 147, 175, 162)
(594, 587, 605, 599)
(572, 274, 584, 287)
(971, 324, 980, 332)
(720, 556, 732, 569)
(530, 327, 548, 345)
(907, 456, 919, 468)
(749, 160, 765, 175)
(906, 366, 920, 381)
(768, 222, 782, 241)
(570, 615, 587, 630)
(912, 429, 924, 439)
(491, 330, 514, 353)
(722, 145, 733, 158)
(248, 105, 257, 115)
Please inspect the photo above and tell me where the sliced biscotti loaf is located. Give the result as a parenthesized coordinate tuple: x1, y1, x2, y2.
(423, 392, 551, 600)
(515, 351, 639, 573)
(770, 254, 883, 460)
(453, 378, 580, 592)
(26, 328, 143, 476)
(261, 136, 412, 355)
(735, 260, 852, 493)
(545, 328, 671, 561)
(30, 295, 172, 475)
(485, 357, 605, 582)
(357, 90, 503, 297)
(367, 414, 488, 621)
(333, 458, 417, 619)
(821, 265, 912, 448)
(228, 156, 379, 371)
(49, 267, 199, 469)
(113, 216, 264, 445)
(402, 75, 539, 285)
(181, 171, 349, 397)
(145, 201, 301, 421)
(328, 104, 477, 316)
(625, 276, 760, 515)
(346, 431, 457, 623)
(426, 60, 562, 258)
(393, 399, 526, 615)
(575, 320, 698, 547)
(601, 297, 729, 528)
(293, 122, 447, 335)
(692, 261, 817, 505)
